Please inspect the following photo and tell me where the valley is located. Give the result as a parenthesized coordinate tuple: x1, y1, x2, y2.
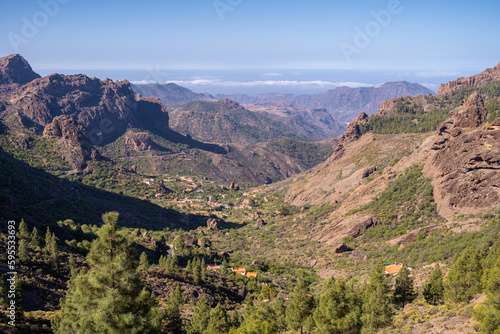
(0, 54, 499, 334)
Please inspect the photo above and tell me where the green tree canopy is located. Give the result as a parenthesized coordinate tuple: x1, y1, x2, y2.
(393, 267, 417, 309)
(445, 247, 483, 303)
(206, 303, 232, 334)
(422, 265, 444, 305)
(361, 264, 393, 332)
(473, 257, 500, 333)
(186, 296, 211, 334)
(285, 279, 315, 334)
(314, 277, 362, 334)
(52, 212, 163, 334)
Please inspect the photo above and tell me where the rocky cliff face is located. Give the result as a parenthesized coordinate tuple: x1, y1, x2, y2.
(0, 54, 40, 86)
(332, 112, 368, 157)
(5, 66, 169, 145)
(124, 131, 153, 151)
(423, 92, 500, 219)
(438, 62, 500, 95)
(43, 115, 101, 171)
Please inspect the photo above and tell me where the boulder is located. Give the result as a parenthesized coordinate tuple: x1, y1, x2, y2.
(334, 243, 353, 254)
(207, 218, 220, 230)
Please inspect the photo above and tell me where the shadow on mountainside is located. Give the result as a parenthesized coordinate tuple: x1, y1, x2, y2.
(0, 148, 240, 234)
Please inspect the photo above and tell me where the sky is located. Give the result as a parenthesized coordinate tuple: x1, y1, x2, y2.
(1, 0, 500, 94)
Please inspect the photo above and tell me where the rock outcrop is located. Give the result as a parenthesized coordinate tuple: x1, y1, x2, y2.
(333, 112, 369, 157)
(7, 71, 169, 145)
(43, 115, 101, 171)
(0, 54, 40, 86)
(424, 93, 500, 218)
(438, 62, 500, 95)
(124, 132, 153, 151)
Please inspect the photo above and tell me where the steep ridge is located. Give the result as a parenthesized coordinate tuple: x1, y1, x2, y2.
(169, 99, 312, 144)
(283, 63, 500, 245)
(131, 82, 216, 106)
(423, 92, 500, 219)
(6, 73, 170, 145)
(0, 55, 336, 186)
(243, 103, 347, 140)
(438, 62, 500, 95)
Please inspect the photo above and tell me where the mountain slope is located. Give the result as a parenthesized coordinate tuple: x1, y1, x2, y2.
(169, 99, 312, 144)
(131, 82, 216, 106)
(217, 81, 434, 122)
(0, 55, 335, 187)
(282, 63, 500, 245)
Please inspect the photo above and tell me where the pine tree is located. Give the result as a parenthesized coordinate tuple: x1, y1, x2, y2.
(49, 232, 58, 271)
(393, 267, 417, 309)
(44, 227, 52, 255)
(164, 284, 183, 334)
(186, 296, 211, 334)
(445, 247, 482, 303)
(193, 258, 201, 285)
(285, 279, 315, 334)
(18, 239, 29, 264)
(186, 259, 193, 272)
(313, 277, 362, 334)
(172, 284, 184, 306)
(140, 251, 149, 270)
(422, 265, 444, 305)
(18, 219, 30, 241)
(206, 303, 232, 334)
(481, 237, 500, 288)
(362, 265, 393, 332)
(169, 255, 179, 276)
(52, 212, 163, 334)
(159, 255, 167, 269)
(0, 274, 7, 309)
(270, 294, 287, 333)
(201, 258, 206, 282)
(473, 257, 500, 333)
(30, 227, 41, 250)
(68, 254, 77, 274)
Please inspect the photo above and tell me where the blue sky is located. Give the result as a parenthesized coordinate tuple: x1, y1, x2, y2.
(1, 0, 500, 93)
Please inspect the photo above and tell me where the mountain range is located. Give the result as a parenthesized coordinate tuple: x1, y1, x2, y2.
(132, 80, 434, 139)
(1, 54, 500, 333)
(0, 54, 335, 186)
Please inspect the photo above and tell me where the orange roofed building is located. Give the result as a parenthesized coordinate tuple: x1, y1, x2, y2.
(384, 263, 403, 276)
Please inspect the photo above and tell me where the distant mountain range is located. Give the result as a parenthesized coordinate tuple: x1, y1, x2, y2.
(133, 81, 434, 127)
(131, 83, 216, 106)
(216, 81, 434, 122)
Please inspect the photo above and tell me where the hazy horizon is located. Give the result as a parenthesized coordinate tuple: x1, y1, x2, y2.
(33, 67, 480, 95)
(4, 0, 500, 95)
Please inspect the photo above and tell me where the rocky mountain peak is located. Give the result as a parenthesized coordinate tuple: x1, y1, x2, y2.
(333, 112, 369, 157)
(5, 69, 170, 145)
(0, 54, 41, 86)
(219, 98, 243, 109)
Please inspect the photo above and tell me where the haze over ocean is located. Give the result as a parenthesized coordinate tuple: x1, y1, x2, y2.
(4, 0, 500, 95)
(36, 68, 467, 95)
